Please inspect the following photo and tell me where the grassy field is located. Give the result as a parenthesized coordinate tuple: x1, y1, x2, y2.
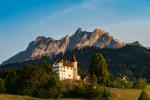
(0, 94, 35, 100)
(0, 88, 143, 100)
(109, 88, 141, 100)
(0, 94, 87, 100)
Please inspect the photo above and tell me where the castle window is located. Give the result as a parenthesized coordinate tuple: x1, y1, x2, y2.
(68, 75, 71, 77)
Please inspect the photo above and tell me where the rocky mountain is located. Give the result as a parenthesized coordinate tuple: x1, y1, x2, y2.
(126, 41, 143, 47)
(2, 28, 124, 65)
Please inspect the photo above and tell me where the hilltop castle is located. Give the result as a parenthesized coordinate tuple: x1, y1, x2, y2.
(52, 53, 80, 80)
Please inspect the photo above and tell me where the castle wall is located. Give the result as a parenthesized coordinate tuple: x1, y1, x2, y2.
(53, 63, 73, 80)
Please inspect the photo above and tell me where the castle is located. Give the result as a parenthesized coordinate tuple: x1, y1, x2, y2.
(52, 53, 80, 80)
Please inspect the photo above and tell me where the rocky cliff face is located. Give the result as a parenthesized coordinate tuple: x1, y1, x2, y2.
(2, 28, 124, 65)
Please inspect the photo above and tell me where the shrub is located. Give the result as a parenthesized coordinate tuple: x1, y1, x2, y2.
(139, 90, 150, 100)
(108, 77, 133, 88)
(133, 78, 147, 89)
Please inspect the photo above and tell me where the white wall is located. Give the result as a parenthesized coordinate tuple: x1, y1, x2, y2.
(53, 63, 74, 80)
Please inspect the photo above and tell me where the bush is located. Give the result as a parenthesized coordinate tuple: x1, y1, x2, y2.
(133, 78, 147, 89)
(85, 83, 111, 99)
(139, 90, 150, 100)
(108, 77, 133, 88)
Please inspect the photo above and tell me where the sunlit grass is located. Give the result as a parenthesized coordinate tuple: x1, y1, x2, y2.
(0, 88, 146, 100)
(109, 88, 141, 100)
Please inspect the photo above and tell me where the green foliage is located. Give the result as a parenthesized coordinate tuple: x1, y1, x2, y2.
(0, 78, 6, 93)
(85, 84, 104, 99)
(5, 68, 19, 93)
(108, 77, 133, 88)
(139, 90, 150, 100)
(60, 46, 150, 80)
(133, 78, 147, 89)
(89, 53, 109, 85)
(90, 74, 97, 85)
(1, 57, 107, 99)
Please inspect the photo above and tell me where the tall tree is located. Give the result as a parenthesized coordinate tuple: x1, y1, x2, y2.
(89, 53, 109, 85)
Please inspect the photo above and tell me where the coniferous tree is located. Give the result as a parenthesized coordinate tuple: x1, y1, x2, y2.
(89, 53, 109, 85)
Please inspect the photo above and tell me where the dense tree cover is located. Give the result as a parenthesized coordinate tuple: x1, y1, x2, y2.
(2, 45, 150, 80)
(0, 46, 150, 98)
(89, 53, 109, 85)
(0, 57, 111, 99)
(57, 46, 150, 80)
(0, 78, 5, 93)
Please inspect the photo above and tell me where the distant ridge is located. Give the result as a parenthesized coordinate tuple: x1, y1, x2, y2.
(126, 41, 143, 47)
(2, 28, 133, 65)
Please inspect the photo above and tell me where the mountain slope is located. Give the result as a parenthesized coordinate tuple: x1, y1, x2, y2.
(58, 46, 150, 78)
(1, 45, 150, 79)
(2, 28, 124, 65)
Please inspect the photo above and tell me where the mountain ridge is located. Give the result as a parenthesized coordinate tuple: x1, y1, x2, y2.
(1, 28, 140, 65)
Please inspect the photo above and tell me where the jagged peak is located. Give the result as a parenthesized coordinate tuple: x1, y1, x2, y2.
(93, 28, 106, 33)
(63, 35, 70, 41)
(75, 27, 83, 34)
(35, 36, 54, 42)
(2, 27, 127, 65)
(35, 36, 46, 41)
(64, 34, 70, 38)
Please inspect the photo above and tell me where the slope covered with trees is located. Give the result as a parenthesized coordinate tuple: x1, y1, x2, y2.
(1, 45, 150, 80)
(57, 45, 150, 80)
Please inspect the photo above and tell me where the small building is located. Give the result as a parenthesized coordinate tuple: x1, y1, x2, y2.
(52, 53, 80, 80)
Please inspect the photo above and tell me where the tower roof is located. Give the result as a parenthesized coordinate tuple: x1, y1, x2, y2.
(71, 52, 77, 62)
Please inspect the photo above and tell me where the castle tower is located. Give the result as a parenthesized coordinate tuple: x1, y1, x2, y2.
(71, 52, 80, 80)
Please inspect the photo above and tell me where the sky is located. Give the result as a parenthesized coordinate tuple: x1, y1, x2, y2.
(0, 0, 150, 64)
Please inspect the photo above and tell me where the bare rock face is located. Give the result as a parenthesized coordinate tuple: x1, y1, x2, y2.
(31, 35, 70, 58)
(69, 28, 123, 49)
(2, 28, 124, 65)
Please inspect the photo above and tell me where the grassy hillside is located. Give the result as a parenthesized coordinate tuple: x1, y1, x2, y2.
(0, 88, 142, 100)
(0, 94, 37, 100)
(109, 88, 141, 100)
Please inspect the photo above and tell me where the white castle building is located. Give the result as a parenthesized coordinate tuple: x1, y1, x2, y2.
(52, 53, 80, 80)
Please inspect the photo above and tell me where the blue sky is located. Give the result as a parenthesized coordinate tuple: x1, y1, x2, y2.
(0, 0, 150, 63)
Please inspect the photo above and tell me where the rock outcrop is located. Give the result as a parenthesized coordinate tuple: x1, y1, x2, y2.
(2, 28, 124, 65)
